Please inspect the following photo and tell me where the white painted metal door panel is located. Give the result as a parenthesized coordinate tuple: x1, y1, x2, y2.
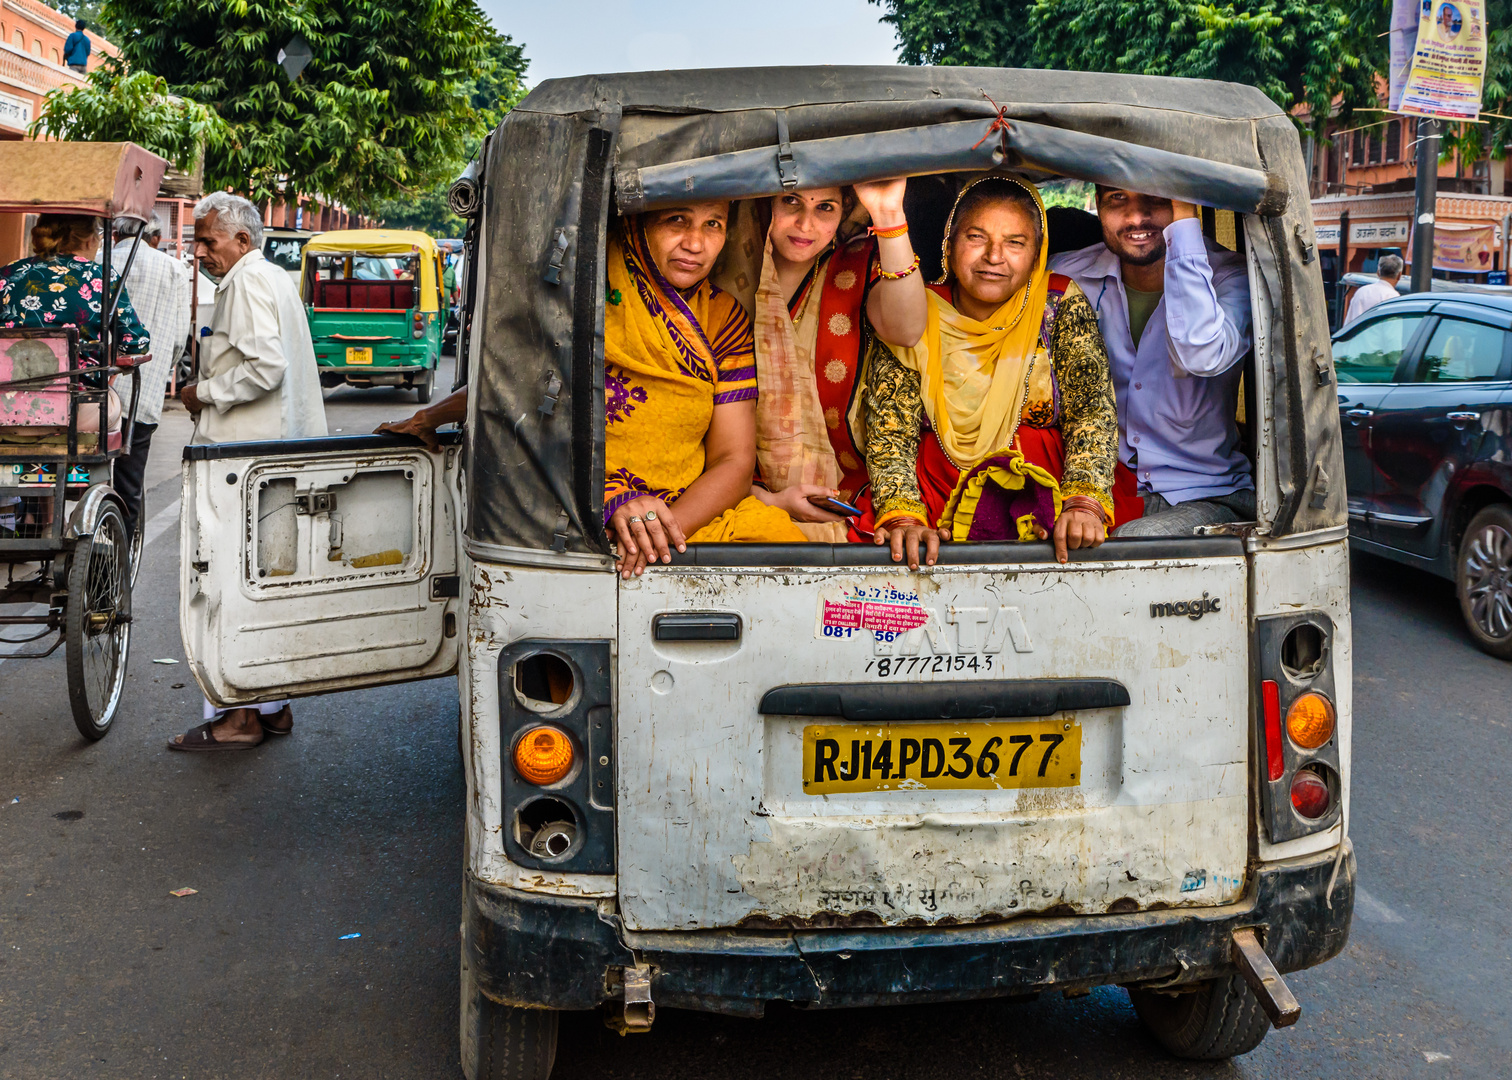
(616, 556, 1249, 931)
(180, 439, 461, 705)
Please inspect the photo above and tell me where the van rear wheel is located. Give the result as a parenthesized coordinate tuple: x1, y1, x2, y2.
(1128, 974, 1270, 1060)
(460, 962, 558, 1080)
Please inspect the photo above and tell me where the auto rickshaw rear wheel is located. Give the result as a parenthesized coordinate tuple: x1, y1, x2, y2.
(65, 495, 132, 740)
(460, 959, 558, 1080)
(1128, 973, 1269, 1059)
(416, 367, 435, 405)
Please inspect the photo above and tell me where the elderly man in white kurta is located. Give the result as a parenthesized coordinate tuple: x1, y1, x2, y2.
(169, 192, 327, 753)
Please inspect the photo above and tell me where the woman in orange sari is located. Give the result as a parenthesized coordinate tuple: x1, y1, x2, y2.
(864, 176, 1119, 567)
(748, 179, 927, 540)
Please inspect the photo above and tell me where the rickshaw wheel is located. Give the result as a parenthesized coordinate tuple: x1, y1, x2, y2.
(460, 960, 558, 1080)
(416, 367, 435, 405)
(65, 497, 132, 740)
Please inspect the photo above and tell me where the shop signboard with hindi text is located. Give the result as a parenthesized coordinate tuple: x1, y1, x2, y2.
(1315, 221, 1411, 246)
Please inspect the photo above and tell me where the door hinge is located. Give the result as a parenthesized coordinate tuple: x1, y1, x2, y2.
(430, 574, 461, 600)
(295, 489, 336, 515)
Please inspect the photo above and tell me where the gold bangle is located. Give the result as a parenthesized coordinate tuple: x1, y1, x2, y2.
(877, 254, 920, 281)
(870, 221, 909, 239)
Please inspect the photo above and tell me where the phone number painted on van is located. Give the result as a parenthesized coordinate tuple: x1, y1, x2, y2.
(802, 720, 1081, 794)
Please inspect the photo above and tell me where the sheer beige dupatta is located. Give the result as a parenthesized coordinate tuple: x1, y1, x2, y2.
(752, 231, 848, 542)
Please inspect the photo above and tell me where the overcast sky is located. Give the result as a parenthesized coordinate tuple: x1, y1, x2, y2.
(477, 0, 901, 88)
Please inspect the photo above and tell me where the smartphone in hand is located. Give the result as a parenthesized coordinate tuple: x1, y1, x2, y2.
(808, 494, 862, 517)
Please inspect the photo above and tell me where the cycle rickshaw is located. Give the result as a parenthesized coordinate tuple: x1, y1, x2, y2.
(0, 141, 169, 739)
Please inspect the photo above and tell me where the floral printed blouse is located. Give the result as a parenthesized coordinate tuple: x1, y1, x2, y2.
(0, 255, 151, 357)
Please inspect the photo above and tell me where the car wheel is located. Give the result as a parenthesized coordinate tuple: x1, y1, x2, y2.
(460, 959, 558, 1080)
(1456, 504, 1512, 659)
(1128, 974, 1270, 1060)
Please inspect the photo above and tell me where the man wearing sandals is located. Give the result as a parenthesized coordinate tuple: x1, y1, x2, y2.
(169, 192, 327, 752)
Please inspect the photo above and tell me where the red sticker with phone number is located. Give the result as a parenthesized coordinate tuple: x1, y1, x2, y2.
(815, 584, 930, 639)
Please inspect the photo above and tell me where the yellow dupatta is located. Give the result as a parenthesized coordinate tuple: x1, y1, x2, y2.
(892, 176, 1051, 471)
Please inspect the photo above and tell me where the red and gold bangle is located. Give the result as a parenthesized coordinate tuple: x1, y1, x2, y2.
(870, 221, 909, 239)
(875, 508, 928, 532)
(876, 254, 920, 281)
(1061, 495, 1110, 525)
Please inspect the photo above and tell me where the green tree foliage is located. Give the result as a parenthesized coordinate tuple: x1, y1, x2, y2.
(375, 35, 528, 236)
(30, 61, 230, 172)
(101, 0, 500, 212)
(871, 0, 1386, 130)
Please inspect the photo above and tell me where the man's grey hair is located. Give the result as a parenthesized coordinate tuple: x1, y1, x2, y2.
(111, 214, 164, 241)
(194, 192, 264, 248)
(1378, 254, 1405, 279)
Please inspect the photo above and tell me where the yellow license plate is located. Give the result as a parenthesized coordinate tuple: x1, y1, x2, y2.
(346, 346, 373, 365)
(802, 720, 1081, 794)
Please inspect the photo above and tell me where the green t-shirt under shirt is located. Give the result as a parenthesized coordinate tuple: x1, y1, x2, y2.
(1125, 285, 1163, 348)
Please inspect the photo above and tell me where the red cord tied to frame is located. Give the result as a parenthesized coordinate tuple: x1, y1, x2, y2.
(971, 95, 1012, 152)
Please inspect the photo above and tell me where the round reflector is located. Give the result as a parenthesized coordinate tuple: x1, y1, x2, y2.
(1290, 769, 1331, 819)
(514, 726, 574, 785)
(1285, 691, 1335, 749)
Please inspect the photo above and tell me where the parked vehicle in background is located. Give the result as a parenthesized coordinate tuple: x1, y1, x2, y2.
(301, 230, 445, 402)
(1333, 292, 1512, 656)
(263, 227, 315, 288)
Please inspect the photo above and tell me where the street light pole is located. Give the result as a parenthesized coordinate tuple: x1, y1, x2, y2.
(1411, 116, 1440, 293)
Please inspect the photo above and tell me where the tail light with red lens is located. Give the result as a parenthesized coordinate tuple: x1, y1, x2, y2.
(1290, 769, 1331, 819)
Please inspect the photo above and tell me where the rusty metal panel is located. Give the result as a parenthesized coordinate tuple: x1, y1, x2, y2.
(614, 556, 1250, 931)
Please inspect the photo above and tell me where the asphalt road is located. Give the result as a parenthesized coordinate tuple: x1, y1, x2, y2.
(2, 370, 1509, 1079)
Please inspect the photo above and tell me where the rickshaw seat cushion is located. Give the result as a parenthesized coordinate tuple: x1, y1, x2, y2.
(0, 335, 71, 428)
(316, 279, 416, 310)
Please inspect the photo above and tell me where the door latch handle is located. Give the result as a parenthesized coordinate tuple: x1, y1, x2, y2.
(1344, 408, 1372, 426)
(1447, 411, 1481, 425)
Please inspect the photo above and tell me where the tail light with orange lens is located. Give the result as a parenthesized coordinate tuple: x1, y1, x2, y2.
(498, 641, 616, 874)
(513, 725, 575, 786)
(1285, 692, 1335, 750)
(1255, 615, 1342, 842)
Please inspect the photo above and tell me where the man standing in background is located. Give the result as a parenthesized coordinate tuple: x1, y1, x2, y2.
(1343, 254, 1404, 324)
(106, 215, 191, 542)
(169, 192, 326, 753)
(63, 20, 90, 73)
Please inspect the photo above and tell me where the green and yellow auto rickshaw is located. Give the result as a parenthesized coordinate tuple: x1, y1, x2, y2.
(302, 229, 445, 402)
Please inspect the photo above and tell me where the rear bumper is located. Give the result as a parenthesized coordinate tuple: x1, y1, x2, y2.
(463, 843, 1355, 1016)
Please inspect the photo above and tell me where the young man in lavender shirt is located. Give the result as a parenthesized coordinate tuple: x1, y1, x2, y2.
(1050, 188, 1254, 536)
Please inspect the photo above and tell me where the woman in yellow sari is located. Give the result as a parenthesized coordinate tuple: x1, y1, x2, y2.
(605, 201, 803, 577)
(865, 175, 1120, 567)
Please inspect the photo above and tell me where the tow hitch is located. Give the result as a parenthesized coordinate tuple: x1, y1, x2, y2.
(605, 963, 655, 1034)
(1231, 928, 1301, 1027)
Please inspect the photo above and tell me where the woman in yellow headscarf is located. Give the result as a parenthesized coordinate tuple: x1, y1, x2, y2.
(604, 201, 804, 577)
(864, 175, 1119, 567)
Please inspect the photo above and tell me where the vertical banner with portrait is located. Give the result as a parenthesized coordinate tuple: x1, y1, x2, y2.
(1398, 0, 1488, 120)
